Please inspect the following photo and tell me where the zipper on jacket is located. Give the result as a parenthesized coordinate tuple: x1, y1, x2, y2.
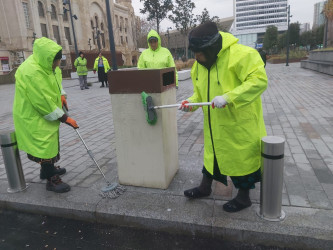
(207, 69, 216, 157)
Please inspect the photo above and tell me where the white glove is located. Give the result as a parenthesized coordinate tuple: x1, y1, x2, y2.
(178, 100, 192, 112)
(212, 96, 227, 109)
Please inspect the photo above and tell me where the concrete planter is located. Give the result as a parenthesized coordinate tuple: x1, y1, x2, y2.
(301, 50, 333, 76)
(268, 57, 307, 64)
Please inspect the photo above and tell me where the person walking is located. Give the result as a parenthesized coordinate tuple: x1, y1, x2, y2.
(74, 51, 89, 90)
(13, 37, 79, 193)
(93, 52, 110, 88)
(258, 48, 267, 67)
(138, 30, 178, 88)
(179, 22, 268, 213)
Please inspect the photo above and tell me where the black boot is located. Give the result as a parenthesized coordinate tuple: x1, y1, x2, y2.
(100, 81, 105, 88)
(46, 175, 71, 193)
(223, 188, 252, 213)
(184, 174, 212, 199)
(40, 165, 66, 180)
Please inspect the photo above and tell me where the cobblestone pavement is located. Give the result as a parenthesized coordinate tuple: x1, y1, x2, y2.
(0, 62, 332, 210)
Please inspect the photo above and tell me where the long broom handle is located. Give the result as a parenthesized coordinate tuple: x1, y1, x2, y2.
(62, 107, 110, 185)
(154, 102, 212, 109)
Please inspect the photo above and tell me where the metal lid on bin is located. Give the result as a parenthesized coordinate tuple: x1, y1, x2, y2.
(108, 67, 176, 94)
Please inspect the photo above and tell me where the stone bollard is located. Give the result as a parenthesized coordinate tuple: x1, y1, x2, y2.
(109, 68, 179, 189)
(257, 136, 285, 221)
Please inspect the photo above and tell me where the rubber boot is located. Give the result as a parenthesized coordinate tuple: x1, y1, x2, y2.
(184, 174, 212, 198)
(223, 188, 252, 213)
(100, 81, 105, 88)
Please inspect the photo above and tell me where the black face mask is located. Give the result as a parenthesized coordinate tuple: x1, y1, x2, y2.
(196, 36, 222, 69)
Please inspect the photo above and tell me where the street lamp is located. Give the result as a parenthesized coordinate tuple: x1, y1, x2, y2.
(105, 0, 118, 71)
(286, 5, 292, 66)
(165, 27, 172, 49)
(88, 38, 92, 51)
(63, 0, 78, 57)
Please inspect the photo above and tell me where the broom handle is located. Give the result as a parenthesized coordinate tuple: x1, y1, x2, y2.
(154, 102, 212, 109)
(62, 106, 110, 185)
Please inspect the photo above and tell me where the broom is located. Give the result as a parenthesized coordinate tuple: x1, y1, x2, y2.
(141, 91, 212, 124)
(62, 107, 125, 199)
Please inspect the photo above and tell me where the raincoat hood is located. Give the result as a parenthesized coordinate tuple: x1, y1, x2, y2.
(33, 37, 62, 73)
(147, 30, 161, 51)
(218, 32, 238, 54)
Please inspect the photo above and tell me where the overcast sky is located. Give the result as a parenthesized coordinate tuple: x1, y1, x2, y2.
(131, 0, 321, 31)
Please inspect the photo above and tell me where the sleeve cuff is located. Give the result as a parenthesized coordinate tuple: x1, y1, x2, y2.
(44, 107, 65, 121)
(61, 88, 67, 97)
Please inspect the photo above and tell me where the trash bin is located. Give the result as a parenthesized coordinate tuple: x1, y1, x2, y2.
(0, 130, 28, 193)
(257, 136, 285, 221)
(109, 67, 179, 189)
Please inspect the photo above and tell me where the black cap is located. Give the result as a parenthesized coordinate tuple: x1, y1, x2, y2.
(148, 36, 158, 42)
(189, 22, 220, 52)
(79, 51, 83, 56)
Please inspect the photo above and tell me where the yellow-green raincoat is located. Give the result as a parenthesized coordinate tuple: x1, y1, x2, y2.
(188, 32, 267, 176)
(13, 37, 65, 159)
(138, 30, 178, 87)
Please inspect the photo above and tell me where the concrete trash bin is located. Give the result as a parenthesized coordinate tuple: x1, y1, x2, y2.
(0, 130, 28, 193)
(109, 67, 179, 189)
(257, 136, 285, 221)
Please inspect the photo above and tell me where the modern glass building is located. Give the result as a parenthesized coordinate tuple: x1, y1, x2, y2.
(313, 1, 325, 29)
(232, 0, 288, 48)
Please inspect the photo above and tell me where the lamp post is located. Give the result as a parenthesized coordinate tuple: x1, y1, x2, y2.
(63, 0, 78, 57)
(165, 27, 172, 49)
(105, 0, 118, 70)
(286, 5, 292, 66)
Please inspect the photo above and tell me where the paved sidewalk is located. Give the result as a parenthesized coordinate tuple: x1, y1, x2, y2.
(0, 63, 332, 249)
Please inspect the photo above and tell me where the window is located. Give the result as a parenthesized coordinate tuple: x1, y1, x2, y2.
(22, 2, 30, 28)
(64, 27, 72, 45)
(92, 32, 96, 44)
(115, 15, 119, 30)
(52, 25, 61, 44)
(125, 18, 128, 33)
(120, 17, 124, 32)
(38, 1, 44, 17)
(95, 16, 99, 28)
(51, 4, 57, 20)
(126, 36, 128, 44)
(101, 33, 105, 48)
(121, 36, 123, 44)
(41, 23, 48, 37)
(63, 10, 68, 21)
(91, 20, 94, 29)
(101, 23, 104, 31)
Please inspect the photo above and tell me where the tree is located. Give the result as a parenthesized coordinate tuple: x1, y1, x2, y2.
(277, 32, 286, 51)
(263, 25, 278, 53)
(139, 0, 173, 34)
(299, 30, 314, 50)
(289, 22, 301, 47)
(169, 0, 196, 59)
(196, 8, 219, 25)
(136, 17, 157, 48)
(313, 24, 325, 46)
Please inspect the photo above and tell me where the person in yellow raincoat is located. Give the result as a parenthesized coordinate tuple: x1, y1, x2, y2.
(179, 22, 267, 213)
(138, 30, 178, 88)
(13, 37, 79, 193)
(93, 52, 111, 88)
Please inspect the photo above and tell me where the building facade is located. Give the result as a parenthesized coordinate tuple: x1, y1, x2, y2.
(0, 0, 138, 75)
(232, 0, 288, 48)
(313, 1, 326, 29)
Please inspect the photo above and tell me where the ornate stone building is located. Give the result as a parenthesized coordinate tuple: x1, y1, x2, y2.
(0, 0, 138, 75)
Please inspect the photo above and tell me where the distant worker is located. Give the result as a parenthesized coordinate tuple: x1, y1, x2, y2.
(258, 48, 267, 67)
(13, 37, 79, 193)
(138, 30, 179, 88)
(93, 52, 111, 88)
(74, 51, 89, 90)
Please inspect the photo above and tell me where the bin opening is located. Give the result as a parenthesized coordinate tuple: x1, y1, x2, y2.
(162, 71, 175, 86)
